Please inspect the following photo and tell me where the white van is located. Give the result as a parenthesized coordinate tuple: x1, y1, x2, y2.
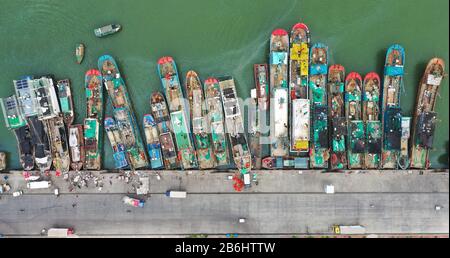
(165, 191, 187, 199)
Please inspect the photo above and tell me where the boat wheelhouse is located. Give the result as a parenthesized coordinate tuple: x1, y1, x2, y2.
(1, 95, 27, 130)
(14, 77, 38, 118)
(30, 77, 60, 120)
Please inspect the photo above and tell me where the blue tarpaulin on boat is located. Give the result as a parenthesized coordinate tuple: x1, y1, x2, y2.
(310, 64, 328, 75)
(270, 52, 287, 65)
(384, 66, 404, 76)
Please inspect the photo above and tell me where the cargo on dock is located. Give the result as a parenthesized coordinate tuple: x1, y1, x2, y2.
(143, 114, 164, 169)
(185, 71, 214, 169)
(328, 65, 346, 170)
(363, 72, 381, 169)
(218, 77, 252, 172)
(270, 29, 290, 158)
(157, 56, 197, 170)
(105, 117, 128, 169)
(381, 44, 405, 169)
(309, 43, 329, 168)
(345, 72, 364, 169)
(411, 58, 445, 169)
(150, 92, 180, 169)
(84, 69, 103, 170)
(204, 78, 230, 167)
(56, 79, 75, 126)
(68, 124, 85, 171)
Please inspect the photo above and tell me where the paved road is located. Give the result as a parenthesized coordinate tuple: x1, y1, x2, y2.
(0, 193, 448, 236)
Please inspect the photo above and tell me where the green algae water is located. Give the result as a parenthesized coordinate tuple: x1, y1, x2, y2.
(0, 0, 448, 169)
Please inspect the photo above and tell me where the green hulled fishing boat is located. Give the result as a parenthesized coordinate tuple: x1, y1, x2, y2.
(185, 70, 214, 169)
(328, 65, 347, 170)
(204, 77, 230, 167)
(309, 43, 329, 169)
(363, 72, 382, 169)
(56, 79, 74, 126)
(157, 56, 198, 170)
(84, 69, 103, 170)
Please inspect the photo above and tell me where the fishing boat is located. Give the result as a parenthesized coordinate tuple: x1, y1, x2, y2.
(105, 117, 128, 169)
(381, 44, 405, 169)
(46, 116, 71, 173)
(249, 89, 261, 169)
(262, 156, 300, 169)
(309, 43, 329, 168)
(363, 72, 382, 169)
(30, 77, 60, 120)
(75, 43, 85, 64)
(411, 58, 446, 169)
(185, 71, 214, 169)
(56, 79, 75, 126)
(204, 77, 230, 167)
(157, 56, 198, 170)
(114, 108, 148, 170)
(289, 23, 311, 155)
(84, 69, 103, 170)
(94, 24, 121, 38)
(99, 54, 149, 169)
(14, 77, 38, 118)
(254, 64, 269, 111)
(150, 92, 180, 169)
(1, 95, 27, 130)
(28, 116, 52, 172)
(143, 114, 164, 169)
(0, 152, 5, 171)
(218, 77, 252, 173)
(399, 117, 411, 169)
(68, 124, 85, 171)
(270, 29, 290, 158)
(15, 126, 35, 171)
(345, 72, 364, 169)
(328, 65, 347, 170)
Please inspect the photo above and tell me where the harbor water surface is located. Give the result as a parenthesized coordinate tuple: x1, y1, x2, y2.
(0, 0, 448, 169)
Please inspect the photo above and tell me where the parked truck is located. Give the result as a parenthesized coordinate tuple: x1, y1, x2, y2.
(165, 191, 187, 199)
(46, 228, 74, 238)
(27, 181, 51, 189)
(332, 225, 366, 235)
(122, 196, 145, 208)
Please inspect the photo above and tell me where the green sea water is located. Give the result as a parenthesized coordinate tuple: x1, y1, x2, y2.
(0, 0, 448, 169)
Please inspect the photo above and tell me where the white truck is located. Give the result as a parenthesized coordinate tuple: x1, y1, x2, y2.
(46, 228, 75, 238)
(165, 191, 187, 199)
(332, 225, 366, 235)
(27, 181, 51, 189)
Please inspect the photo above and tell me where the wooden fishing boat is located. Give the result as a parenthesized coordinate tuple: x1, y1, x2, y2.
(204, 77, 230, 167)
(84, 69, 103, 170)
(46, 116, 71, 173)
(0, 152, 5, 171)
(105, 117, 129, 169)
(150, 92, 180, 169)
(99, 55, 149, 169)
(75, 43, 85, 64)
(68, 124, 85, 171)
(56, 79, 74, 126)
(254, 64, 269, 111)
(345, 72, 364, 169)
(143, 114, 164, 169)
(218, 77, 252, 173)
(157, 56, 198, 170)
(185, 70, 214, 169)
(289, 23, 311, 155)
(363, 72, 382, 169)
(249, 89, 261, 169)
(398, 116, 411, 169)
(0, 96, 34, 170)
(309, 43, 329, 168)
(328, 65, 347, 170)
(410, 58, 446, 169)
(270, 29, 290, 158)
(381, 44, 405, 169)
